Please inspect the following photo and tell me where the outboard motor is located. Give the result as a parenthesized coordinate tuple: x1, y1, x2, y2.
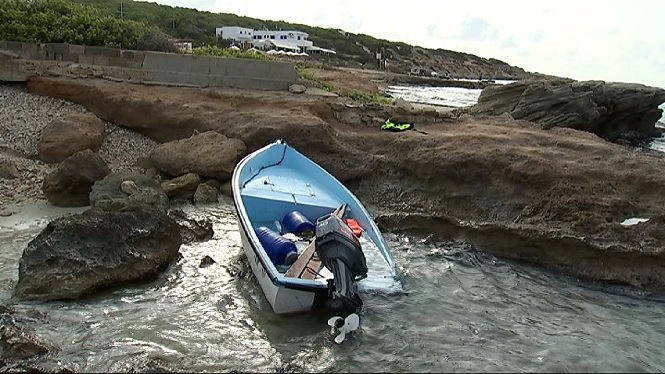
(315, 213, 368, 317)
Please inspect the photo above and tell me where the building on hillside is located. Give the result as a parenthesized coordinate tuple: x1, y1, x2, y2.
(216, 26, 336, 55)
(171, 39, 194, 52)
(215, 26, 254, 49)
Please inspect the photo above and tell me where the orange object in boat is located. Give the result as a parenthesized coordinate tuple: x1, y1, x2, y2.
(344, 218, 362, 236)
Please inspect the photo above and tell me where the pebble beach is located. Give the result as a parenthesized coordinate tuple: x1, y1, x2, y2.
(0, 83, 158, 214)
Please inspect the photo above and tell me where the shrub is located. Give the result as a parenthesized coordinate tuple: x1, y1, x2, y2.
(297, 69, 336, 92)
(348, 90, 394, 104)
(0, 0, 159, 49)
(136, 30, 179, 52)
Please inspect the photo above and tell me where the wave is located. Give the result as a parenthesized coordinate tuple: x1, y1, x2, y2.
(386, 85, 482, 108)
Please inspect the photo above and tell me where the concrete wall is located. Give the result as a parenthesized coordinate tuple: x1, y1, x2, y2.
(0, 41, 298, 90)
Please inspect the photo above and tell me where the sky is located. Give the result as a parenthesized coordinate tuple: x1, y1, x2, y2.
(137, 0, 665, 88)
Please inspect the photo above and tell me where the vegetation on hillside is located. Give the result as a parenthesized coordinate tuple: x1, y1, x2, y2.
(0, 0, 177, 51)
(71, 0, 508, 70)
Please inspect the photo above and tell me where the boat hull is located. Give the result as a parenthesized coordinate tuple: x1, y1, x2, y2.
(237, 219, 325, 314)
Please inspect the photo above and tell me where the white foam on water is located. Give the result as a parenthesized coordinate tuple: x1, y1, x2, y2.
(620, 217, 650, 226)
(356, 235, 404, 294)
(386, 85, 482, 108)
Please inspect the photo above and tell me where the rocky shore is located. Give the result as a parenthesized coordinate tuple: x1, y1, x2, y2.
(0, 83, 157, 214)
(2, 68, 665, 297)
(3, 67, 665, 371)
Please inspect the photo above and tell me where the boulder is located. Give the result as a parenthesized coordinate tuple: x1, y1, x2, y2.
(199, 255, 216, 268)
(167, 209, 213, 243)
(289, 84, 307, 94)
(89, 172, 169, 213)
(0, 306, 53, 360)
(219, 181, 233, 197)
(0, 158, 20, 179)
(42, 149, 110, 207)
(193, 183, 218, 205)
(149, 131, 246, 180)
(12, 202, 182, 301)
(459, 80, 665, 145)
(161, 172, 200, 199)
(38, 112, 105, 163)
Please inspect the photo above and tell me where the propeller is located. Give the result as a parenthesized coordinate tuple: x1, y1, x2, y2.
(327, 313, 360, 344)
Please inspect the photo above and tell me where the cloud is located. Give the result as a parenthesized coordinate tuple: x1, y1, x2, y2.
(500, 36, 519, 49)
(457, 17, 497, 41)
(426, 23, 441, 39)
(631, 41, 649, 60)
(528, 31, 543, 43)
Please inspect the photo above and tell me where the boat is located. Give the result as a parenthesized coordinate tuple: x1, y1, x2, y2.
(231, 139, 403, 317)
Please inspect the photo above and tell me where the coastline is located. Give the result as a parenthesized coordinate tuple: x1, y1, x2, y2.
(0, 199, 87, 232)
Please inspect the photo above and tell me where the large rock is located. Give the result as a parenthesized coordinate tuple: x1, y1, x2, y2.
(167, 209, 214, 243)
(89, 172, 169, 212)
(42, 149, 110, 207)
(38, 112, 105, 163)
(459, 80, 665, 145)
(161, 172, 200, 199)
(12, 202, 182, 301)
(0, 306, 53, 361)
(0, 158, 20, 179)
(149, 131, 246, 180)
(193, 183, 219, 205)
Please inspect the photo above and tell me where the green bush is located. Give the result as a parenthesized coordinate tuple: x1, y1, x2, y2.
(348, 90, 394, 104)
(192, 45, 270, 60)
(136, 29, 179, 52)
(293, 60, 322, 70)
(0, 0, 162, 49)
(297, 69, 336, 92)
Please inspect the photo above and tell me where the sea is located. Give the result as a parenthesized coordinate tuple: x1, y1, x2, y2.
(2, 84, 665, 373)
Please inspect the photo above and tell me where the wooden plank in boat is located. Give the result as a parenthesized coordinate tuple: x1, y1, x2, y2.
(284, 240, 317, 279)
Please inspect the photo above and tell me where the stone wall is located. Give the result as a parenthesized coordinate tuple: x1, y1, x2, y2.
(0, 41, 298, 90)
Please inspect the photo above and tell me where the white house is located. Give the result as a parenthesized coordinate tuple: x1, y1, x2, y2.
(217, 26, 335, 54)
(215, 26, 254, 45)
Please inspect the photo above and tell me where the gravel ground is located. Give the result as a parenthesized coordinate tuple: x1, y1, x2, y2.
(0, 83, 158, 212)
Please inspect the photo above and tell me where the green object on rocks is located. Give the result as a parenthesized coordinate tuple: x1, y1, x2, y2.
(381, 118, 414, 132)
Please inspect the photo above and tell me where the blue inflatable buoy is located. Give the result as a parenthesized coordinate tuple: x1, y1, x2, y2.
(282, 210, 315, 235)
(255, 226, 297, 266)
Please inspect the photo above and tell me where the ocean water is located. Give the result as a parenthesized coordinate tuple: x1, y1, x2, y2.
(2, 201, 665, 372)
(386, 84, 665, 152)
(652, 103, 665, 152)
(385, 85, 483, 108)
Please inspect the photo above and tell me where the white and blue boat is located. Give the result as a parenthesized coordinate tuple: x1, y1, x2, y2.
(231, 139, 403, 316)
